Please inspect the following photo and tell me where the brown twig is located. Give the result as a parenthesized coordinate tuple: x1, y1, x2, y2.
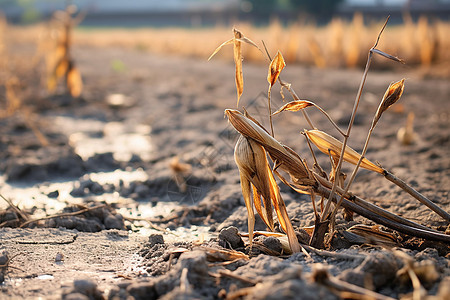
(19, 204, 106, 228)
(217, 269, 259, 285)
(321, 17, 390, 222)
(0, 193, 29, 221)
(122, 216, 167, 232)
(383, 169, 450, 222)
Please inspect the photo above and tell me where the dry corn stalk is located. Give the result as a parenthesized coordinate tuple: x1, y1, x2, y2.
(220, 20, 450, 251)
(46, 6, 83, 98)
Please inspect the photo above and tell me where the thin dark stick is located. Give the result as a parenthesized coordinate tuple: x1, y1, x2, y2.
(20, 204, 106, 228)
(383, 170, 450, 222)
(316, 184, 450, 243)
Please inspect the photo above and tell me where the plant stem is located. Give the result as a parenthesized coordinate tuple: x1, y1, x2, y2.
(320, 52, 372, 221)
(268, 87, 274, 136)
(316, 184, 450, 243)
(308, 102, 345, 136)
(383, 170, 450, 222)
(321, 18, 389, 222)
(329, 125, 375, 220)
(314, 173, 436, 232)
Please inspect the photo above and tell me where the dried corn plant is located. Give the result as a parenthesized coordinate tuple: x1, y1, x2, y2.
(46, 5, 83, 98)
(210, 20, 450, 253)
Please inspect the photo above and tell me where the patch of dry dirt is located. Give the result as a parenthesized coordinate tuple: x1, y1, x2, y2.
(0, 44, 449, 299)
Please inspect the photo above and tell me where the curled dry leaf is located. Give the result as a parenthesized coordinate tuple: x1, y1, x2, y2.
(305, 129, 383, 174)
(373, 79, 405, 126)
(233, 29, 244, 106)
(197, 246, 249, 262)
(346, 224, 398, 247)
(209, 28, 260, 106)
(272, 100, 314, 115)
(267, 51, 286, 87)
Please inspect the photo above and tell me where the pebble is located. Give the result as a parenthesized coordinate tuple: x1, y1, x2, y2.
(148, 234, 165, 247)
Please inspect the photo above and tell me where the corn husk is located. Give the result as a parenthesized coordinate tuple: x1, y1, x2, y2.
(226, 109, 315, 187)
(234, 135, 300, 253)
(305, 129, 383, 174)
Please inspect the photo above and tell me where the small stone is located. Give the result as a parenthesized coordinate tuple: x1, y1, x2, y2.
(47, 190, 59, 198)
(63, 293, 89, 300)
(218, 226, 244, 249)
(89, 182, 104, 195)
(0, 251, 9, 265)
(73, 279, 97, 295)
(148, 234, 164, 247)
(104, 214, 124, 230)
(70, 186, 86, 197)
(135, 184, 150, 198)
(55, 252, 64, 262)
(262, 236, 283, 254)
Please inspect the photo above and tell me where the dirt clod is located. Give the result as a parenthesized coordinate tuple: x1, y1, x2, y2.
(63, 279, 104, 300)
(218, 226, 245, 249)
(148, 234, 165, 247)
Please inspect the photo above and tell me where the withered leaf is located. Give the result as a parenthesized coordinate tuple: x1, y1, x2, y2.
(198, 246, 249, 262)
(372, 48, 405, 64)
(55, 58, 69, 80)
(66, 63, 83, 98)
(207, 38, 233, 61)
(268, 51, 286, 87)
(208, 29, 260, 107)
(305, 129, 383, 174)
(272, 100, 314, 115)
(346, 224, 398, 247)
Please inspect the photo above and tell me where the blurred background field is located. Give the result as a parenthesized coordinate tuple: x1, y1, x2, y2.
(0, 0, 449, 78)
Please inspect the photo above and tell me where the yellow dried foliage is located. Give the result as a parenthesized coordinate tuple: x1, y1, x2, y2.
(234, 135, 300, 253)
(267, 51, 285, 87)
(305, 129, 383, 174)
(272, 100, 314, 115)
(209, 28, 260, 106)
(66, 64, 83, 98)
